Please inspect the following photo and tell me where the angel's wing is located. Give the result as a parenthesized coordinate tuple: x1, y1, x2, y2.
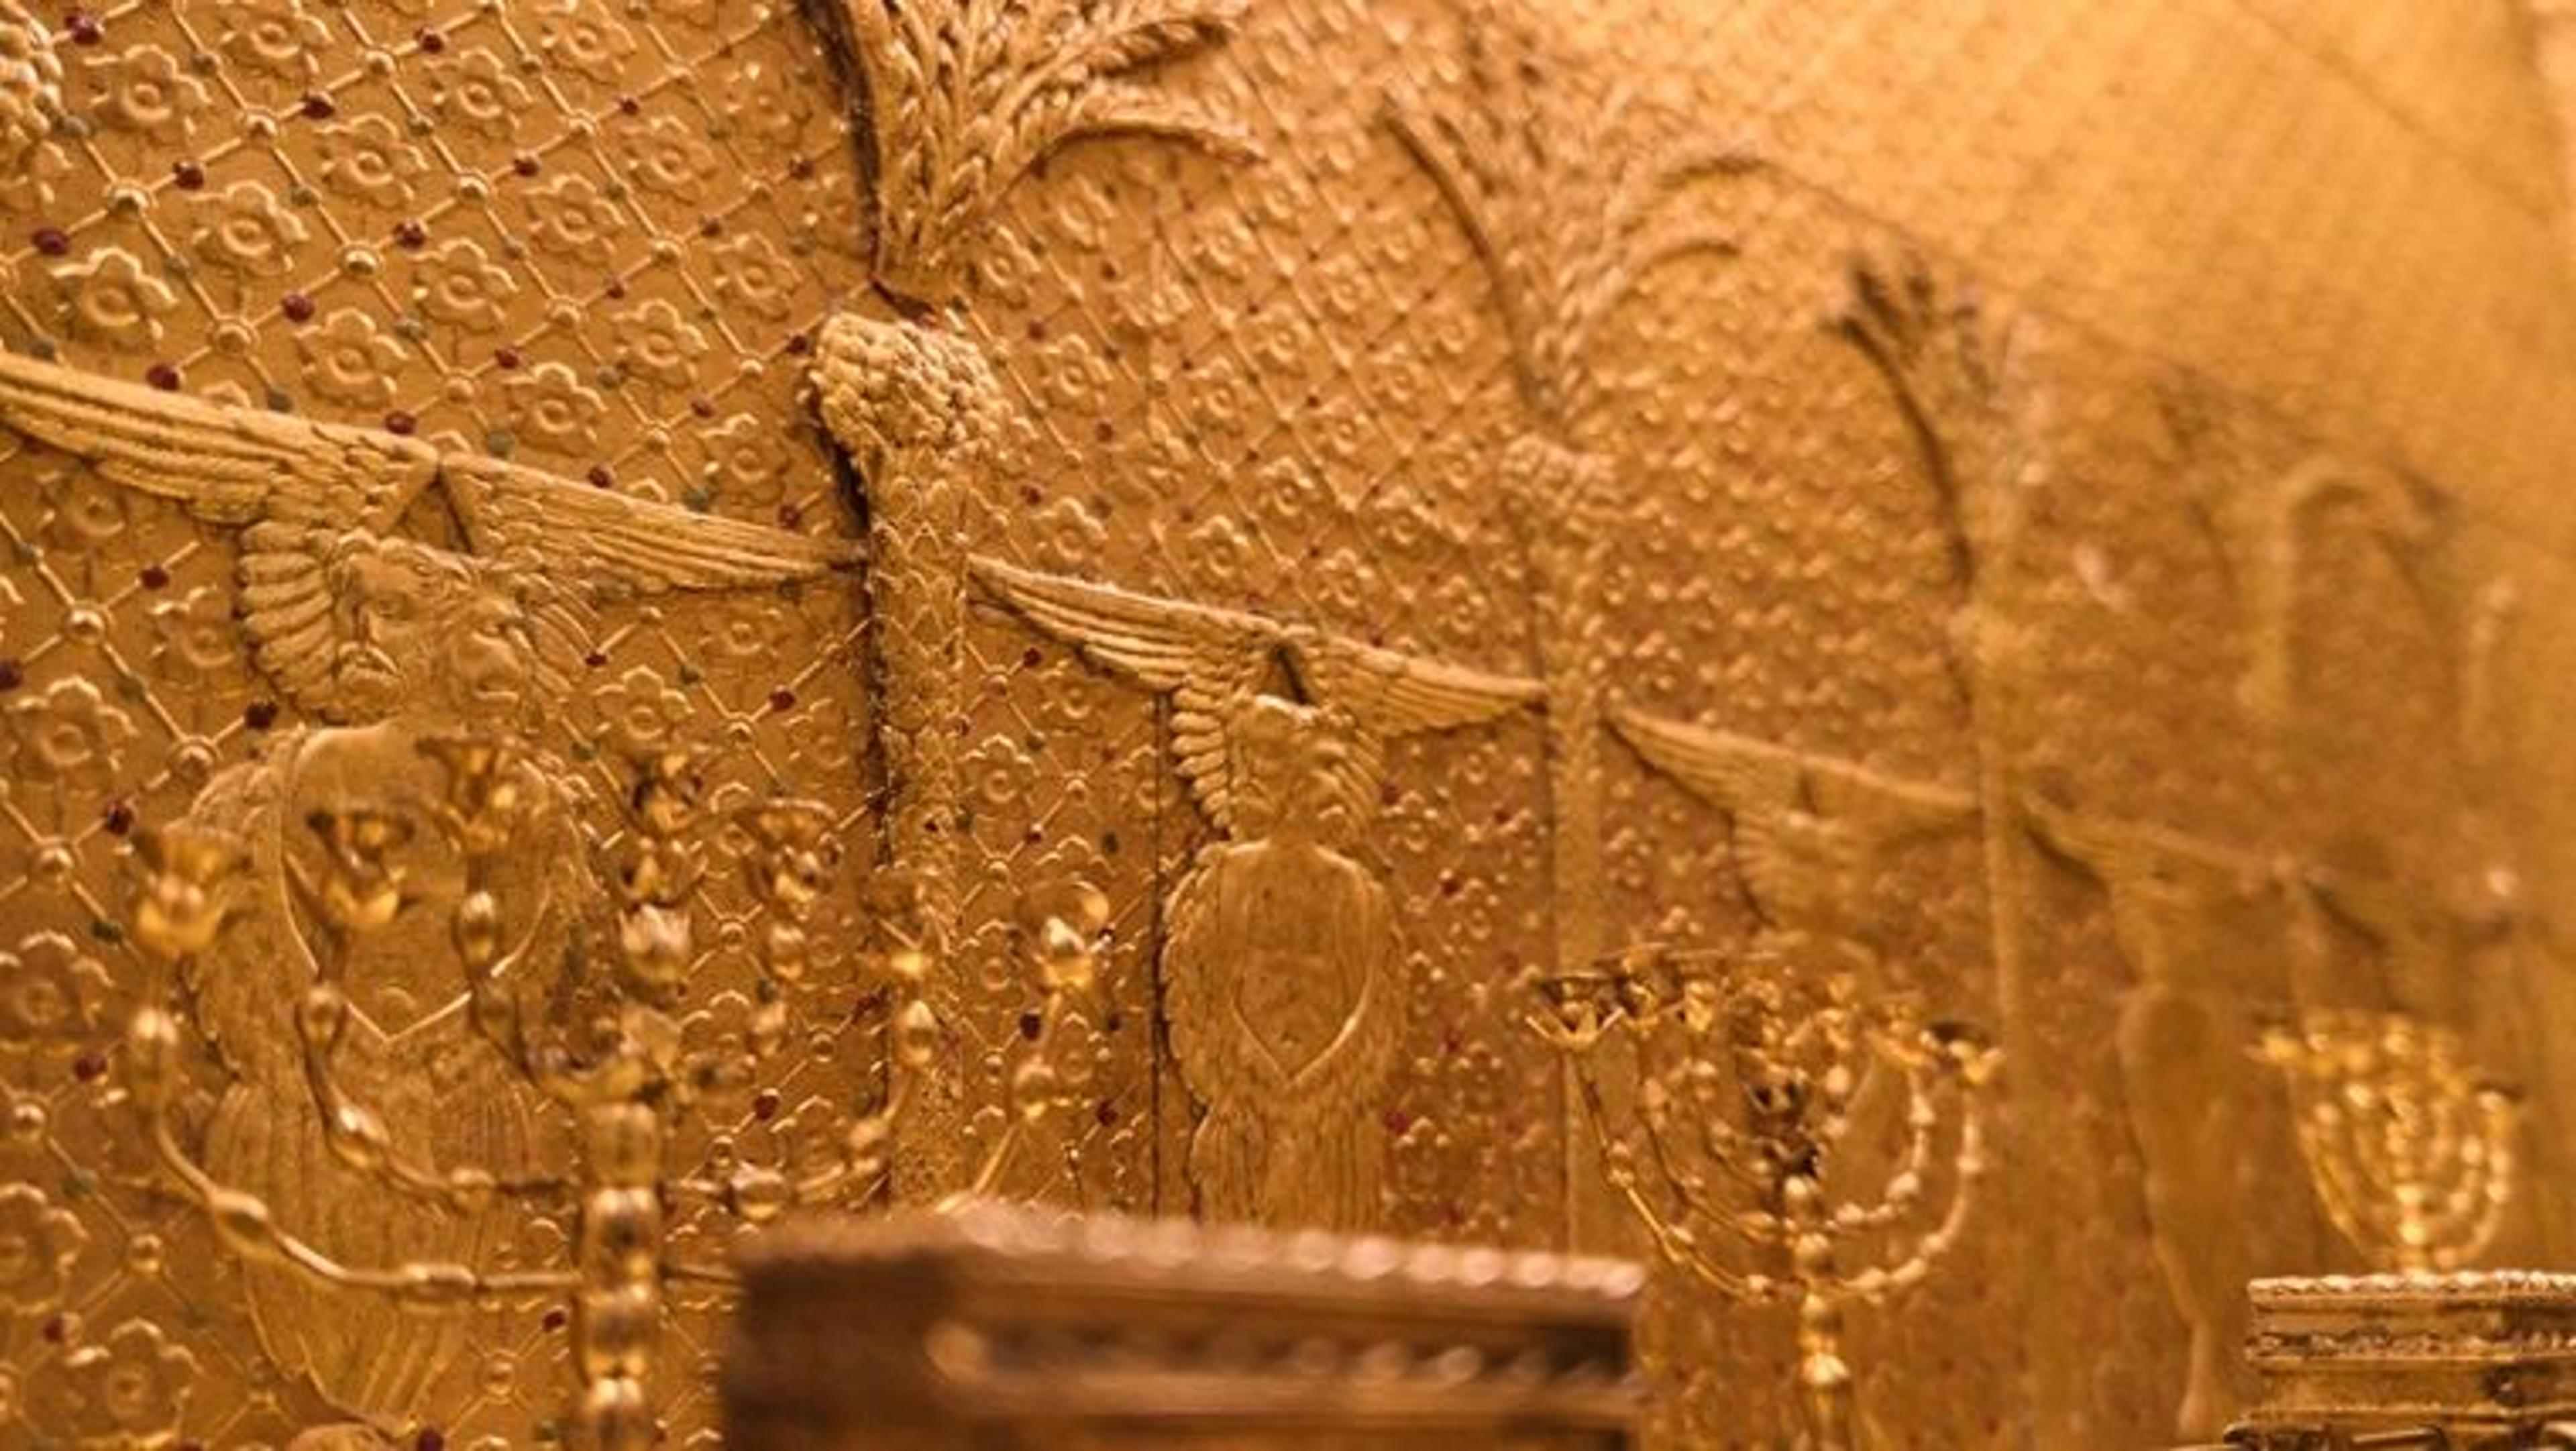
(1614, 704, 1974, 924)
(0, 348, 440, 712)
(1614, 704, 1974, 836)
(2023, 792, 2261, 894)
(439, 453, 857, 594)
(1289, 632, 1544, 741)
(0, 346, 439, 528)
(0, 350, 858, 718)
(2300, 865, 2483, 989)
(1611, 703, 1805, 813)
(2025, 793, 2273, 985)
(970, 555, 1282, 832)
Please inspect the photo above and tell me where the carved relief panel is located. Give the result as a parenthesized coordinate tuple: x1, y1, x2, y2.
(2, 1, 2572, 1448)
(0, 1, 879, 1444)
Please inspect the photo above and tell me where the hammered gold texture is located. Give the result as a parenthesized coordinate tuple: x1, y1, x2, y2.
(0, 1, 877, 1445)
(3, 0, 2576, 1448)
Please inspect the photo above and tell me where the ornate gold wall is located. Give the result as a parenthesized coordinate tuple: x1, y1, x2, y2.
(1, 0, 2572, 1446)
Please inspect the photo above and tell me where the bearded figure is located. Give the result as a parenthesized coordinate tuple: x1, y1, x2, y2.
(0, 350, 854, 1426)
(1163, 698, 1403, 1227)
(185, 537, 585, 1419)
(970, 557, 1543, 1230)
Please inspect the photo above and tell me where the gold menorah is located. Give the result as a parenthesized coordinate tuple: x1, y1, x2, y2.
(2258, 1008, 2519, 1275)
(1532, 933, 2000, 1451)
(123, 735, 1102, 1450)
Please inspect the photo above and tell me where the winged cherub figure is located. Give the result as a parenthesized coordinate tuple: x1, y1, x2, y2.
(0, 350, 855, 1427)
(1611, 704, 1977, 947)
(2022, 795, 2279, 1438)
(973, 557, 1544, 1229)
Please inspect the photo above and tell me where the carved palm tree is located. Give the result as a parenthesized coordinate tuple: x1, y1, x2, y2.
(1385, 0, 1741, 1006)
(1835, 250, 2061, 1441)
(1832, 253, 2036, 1031)
(837, 0, 1255, 308)
(806, 0, 1256, 1191)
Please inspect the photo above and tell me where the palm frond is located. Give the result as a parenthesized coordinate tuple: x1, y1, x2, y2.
(843, 0, 1256, 306)
(1383, 1, 1744, 427)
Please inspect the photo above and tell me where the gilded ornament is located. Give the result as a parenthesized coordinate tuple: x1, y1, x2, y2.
(428, 48, 529, 138)
(1612, 707, 1976, 943)
(700, 411, 792, 506)
(835, 0, 1254, 305)
(0, 1181, 85, 1313)
(1388, 3, 1743, 1110)
(116, 702, 1099, 1445)
(52, 246, 178, 349)
(315, 114, 429, 210)
(38, 461, 137, 545)
(535, 0, 639, 85)
(62, 1318, 199, 1446)
(2261, 1007, 2519, 1275)
(804, 0, 1254, 1208)
(0, 0, 2553, 1444)
(503, 360, 605, 454)
(87, 43, 209, 142)
(211, 0, 330, 79)
(1534, 936, 1999, 1450)
(973, 555, 1542, 1226)
(191, 180, 309, 277)
(146, 585, 246, 680)
(612, 298, 710, 388)
(524, 172, 621, 264)
(0, 288, 848, 1436)
(2202, 1272, 2576, 1448)
(595, 663, 695, 755)
(726, 1199, 1650, 1448)
(5, 676, 138, 784)
(0, 930, 110, 1046)
(2023, 795, 2279, 1438)
(617, 113, 718, 198)
(2202, 458, 2437, 734)
(411, 237, 519, 331)
(711, 233, 796, 320)
(294, 308, 407, 410)
(0, 1, 60, 178)
(0, 347, 855, 720)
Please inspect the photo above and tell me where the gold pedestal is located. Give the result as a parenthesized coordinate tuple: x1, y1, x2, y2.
(722, 1201, 1649, 1450)
(2198, 1273, 2576, 1449)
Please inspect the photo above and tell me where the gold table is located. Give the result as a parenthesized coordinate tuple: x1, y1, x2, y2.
(722, 1201, 1649, 1450)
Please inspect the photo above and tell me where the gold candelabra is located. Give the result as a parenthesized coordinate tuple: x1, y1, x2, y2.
(122, 734, 1103, 1450)
(2258, 1008, 2518, 1275)
(1532, 933, 2000, 1451)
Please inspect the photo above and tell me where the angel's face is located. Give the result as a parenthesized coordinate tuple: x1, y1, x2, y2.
(437, 587, 540, 723)
(1233, 698, 1362, 846)
(331, 537, 537, 724)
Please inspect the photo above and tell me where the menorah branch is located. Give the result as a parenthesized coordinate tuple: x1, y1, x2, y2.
(2262, 1009, 2520, 1275)
(1536, 935, 1998, 1451)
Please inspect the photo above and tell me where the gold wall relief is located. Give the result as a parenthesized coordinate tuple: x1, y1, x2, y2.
(2021, 798, 2285, 1439)
(1383, 0, 1740, 1253)
(1829, 251, 2041, 1014)
(807, 0, 1254, 1196)
(971, 555, 1541, 1228)
(3, 0, 2575, 1444)
(0, 345, 852, 1438)
(2196, 456, 2439, 737)
(1610, 706, 1976, 951)
(1383, 0, 1738, 977)
(0, 2, 877, 1442)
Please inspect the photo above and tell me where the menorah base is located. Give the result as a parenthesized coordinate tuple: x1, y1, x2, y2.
(2191, 1272, 2576, 1449)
